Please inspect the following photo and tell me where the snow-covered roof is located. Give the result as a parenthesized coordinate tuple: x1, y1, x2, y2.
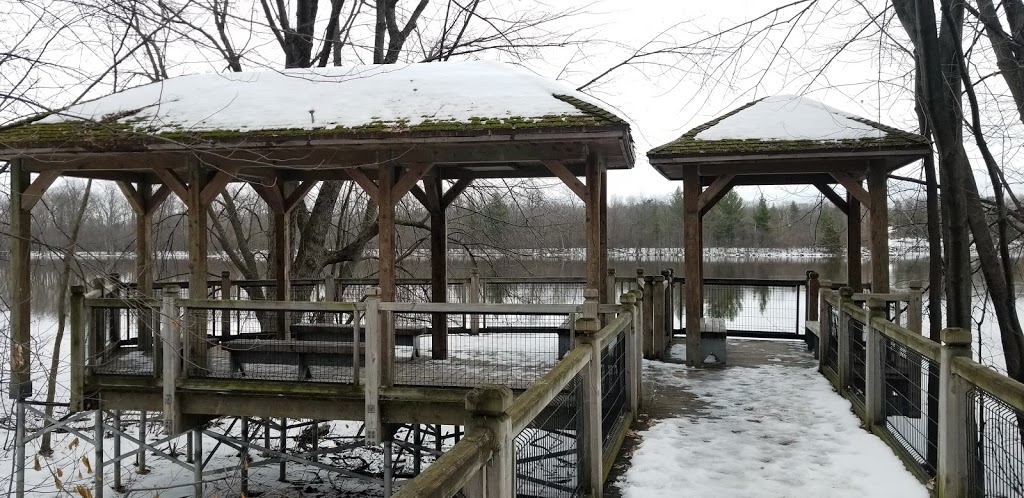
(0, 61, 628, 151)
(648, 95, 928, 159)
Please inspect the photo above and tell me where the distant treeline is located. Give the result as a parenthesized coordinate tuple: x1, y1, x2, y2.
(1, 180, 930, 261)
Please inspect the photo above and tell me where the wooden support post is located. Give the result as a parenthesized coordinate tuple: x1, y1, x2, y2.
(186, 159, 209, 375)
(138, 411, 148, 474)
(938, 328, 972, 498)
(240, 417, 250, 495)
(599, 168, 609, 306)
(652, 275, 666, 360)
(365, 288, 384, 445)
(818, 280, 833, 369)
(585, 154, 604, 318)
(868, 162, 890, 293)
(465, 386, 514, 497)
(683, 168, 703, 367)
(94, 410, 104, 498)
(113, 410, 122, 491)
(837, 287, 854, 393)
(469, 269, 481, 335)
(661, 269, 673, 346)
(908, 280, 923, 335)
(425, 175, 448, 360)
(576, 289, 603, 498)
(221, 271, 231, 337)
(9, 159, 32, 399)
(70, 286, 86, 413)
(161, 286, 183, 435)
(378, 164, 397, 390)
(621, 292, 640, 415)
(193, 428, 203, 497)
(847, 188, 863, 292)
(631, 289, 644, 409)
(864, 299, 887, 427)
(806, 271, 820, 321)
(642, 276, 655, 359)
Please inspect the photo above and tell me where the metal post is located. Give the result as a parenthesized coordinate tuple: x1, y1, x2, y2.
(193, 428, 203, 497)
(413, 424, 422, 475)
(279, 418, 287, 481)
(469, 269, 480, 334)
(15, 400, 25, 497)
(94, 409, 104, 498)
(220, 271, 231, 337)
(241, 417, 250, 496)
(383, 439, 394, 497)
(938, 328, 972, 498)
(113, 410, 122, 491)
(138, 411, 148, 474)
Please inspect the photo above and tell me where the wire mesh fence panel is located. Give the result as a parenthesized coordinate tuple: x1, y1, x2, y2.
(88, 301, 160, 376)
(823, 303, 839, 377)
(185, 306, 362, 384)
(515, 374, 583, 498)
(847, 316, 867, 410)
(967, 386, 1024, 498)
(392, 312, 568, 389)
(881, 334, 939, 477)
(601, 330, 628, 454)
(674, 281, 804, 337)
(484, 281, 586, 306)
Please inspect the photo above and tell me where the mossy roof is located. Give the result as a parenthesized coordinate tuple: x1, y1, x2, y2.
(0, 61, 629, 153)
(648, 95, 929, 159)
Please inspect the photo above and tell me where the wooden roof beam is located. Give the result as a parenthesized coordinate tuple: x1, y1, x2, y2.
(698, 175, 737, 216)
(542, 160, 588, 203)
(831, 172, 872, 208)
(21, 170, 62, 211)
(813, 183, 850, 215)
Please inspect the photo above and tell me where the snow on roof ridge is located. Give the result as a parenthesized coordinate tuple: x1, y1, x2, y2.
(36, 61, 621, 133)
(695, 94, 887, 142)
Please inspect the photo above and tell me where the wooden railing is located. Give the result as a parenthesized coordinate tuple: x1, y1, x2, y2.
(820, 288, 1024, 498)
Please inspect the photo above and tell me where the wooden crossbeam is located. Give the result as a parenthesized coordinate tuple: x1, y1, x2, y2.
(831, 172, 872, 208)
(409, 184, 430, 208)
(347, 168, 379, 203)
(542, 160, 588, 203)
(154, 169, 190, 203)
(200, 166, 240, 207)
(21, 170, 62, 211)
(283, 180, 316, 213)
(117, 181, 146, 214)
(392, 163, 434, 204)
(813, 182, 849, 214)
(697, 174, 737, 215)
(253, 184, 286, 213)
(148, 184, 172, 214)
(441, 178, 473, 208)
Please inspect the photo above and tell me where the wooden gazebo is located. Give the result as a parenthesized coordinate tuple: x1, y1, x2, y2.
(1, 61, 634, 400)
(647, 95, 929, 366)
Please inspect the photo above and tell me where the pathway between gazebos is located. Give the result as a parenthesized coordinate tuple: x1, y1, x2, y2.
(606, 339, 929, 498)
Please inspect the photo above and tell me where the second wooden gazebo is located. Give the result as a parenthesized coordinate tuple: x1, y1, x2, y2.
(647, 95, 930, 366)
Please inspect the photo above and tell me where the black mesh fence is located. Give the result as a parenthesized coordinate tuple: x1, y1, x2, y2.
(601, 330, 627, 454)
(881, 334, 939, 477)
(390, 311, 568, 389)
(847, 316, 867, 410)
(674, 280, 804, 337)
(88, 300, 160, 376)
(484, 280, 586, 306)
(183, 306, 363, 384)
(823, 303, 839, 377)
(515, 374, 583, 498)
(968, 386, 1024, 497)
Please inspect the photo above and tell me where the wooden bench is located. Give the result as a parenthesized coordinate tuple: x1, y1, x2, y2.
(290, 323, 426, 356)
(220, 339, 363, 381)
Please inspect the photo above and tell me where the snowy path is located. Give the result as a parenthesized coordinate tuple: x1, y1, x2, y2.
(615, 342, 929, 498)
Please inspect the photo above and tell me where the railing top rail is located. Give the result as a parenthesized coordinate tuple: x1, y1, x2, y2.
(390, 427, 495, 498)
(482, 276, 587, 284)
(676, 277, 806, 287)
(380, 302, 580, 314)
(509, 345, 592, 433)
(83, 297, 160, 308)
(593, 312, 632, 346)
(851, 292, 912, 302)
(869, 317, 941, 362)
(176, 298, 365, 312)
(951, 357, 1024, 413)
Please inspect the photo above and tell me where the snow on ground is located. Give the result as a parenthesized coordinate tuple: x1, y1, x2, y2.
(694, 95, 886, 141)
(616, 347, 929, 498)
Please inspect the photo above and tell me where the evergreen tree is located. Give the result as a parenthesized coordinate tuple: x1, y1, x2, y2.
(752, 195, 773, 246)
(710, 191, 745, 247)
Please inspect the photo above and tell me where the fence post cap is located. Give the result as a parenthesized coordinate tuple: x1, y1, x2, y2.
(608, 268, 616, 276)
(620, 293, 636, 304)
(221, 270, 231, 277)
(470, 268, 479, 276)
(466, 385, 513, 416)
(653, 275, 665, 283)
(806, 270, 819, 279)
(941, 327, 971, 346)
(660, 269, 672, 277)
(635, 268, 645, 277)
(630, 289, 644, 300)
(839, 286, 854, 298)
(71, 285, 86, 294)
(820, 279, 833, 287)
(364, 286, 382, 298)
(908, 280, 922, 290)
(643, 275, 654, 283)
(163, 285, 181, 295)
